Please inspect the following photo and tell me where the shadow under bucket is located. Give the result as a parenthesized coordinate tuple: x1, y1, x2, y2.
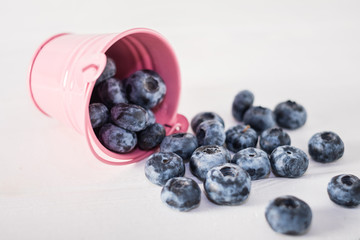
(29, 28, 188, 165)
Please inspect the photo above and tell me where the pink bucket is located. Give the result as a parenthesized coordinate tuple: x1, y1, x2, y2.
(28, 28, 189, 165)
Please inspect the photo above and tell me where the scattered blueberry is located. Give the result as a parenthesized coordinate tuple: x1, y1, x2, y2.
(95, 57, 117, 85)
(231, 147, 270, 180)
(160, 133, 198, 162)
(161, 177, 201, 211)
(190, 145, 231, 181)
(144, 152, 185, 186)
(89, 103, 109, 129)
(260, 127, 291, 154)
(97, 78, 128, 107)
(111, 103, 148, 132)
(327, 174, 360, 207)
(308, 131, 344, 163)
(243, 106, 276, 133)
(98, 123, 137, 153)
(137, 123, 166, 150)
(191, 112, 225, 133)
(145, 109, 156, 127)
(204, 163, 251, 205)
(196, 120, 226, 146)
(274, 100, 307, 130)
(270, 146, 309, 178)
(232, 90, 254, 121)
(225, 124, 258, 153)
(125, 70, 166, 109)
(265, 195, 312, 235)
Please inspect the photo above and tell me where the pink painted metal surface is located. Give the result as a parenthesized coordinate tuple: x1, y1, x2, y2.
(28, 28, 188, 165)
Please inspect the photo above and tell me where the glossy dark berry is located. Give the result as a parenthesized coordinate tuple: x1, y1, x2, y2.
(97, 78, 127, 107)
(89, 103, 109, 129)
(327, 174, 360, 207)
(232, 90, 254, 121)
(265, 195, 312, 235)
(161, 177, 201, 212)
(190, 145, 231, 181)
(160, 133, 198, 162)
(137, 123, 166, 150)
(196, 120, 225, 146)
(260, 127, 291, 154)
(95, 57, 116, 85)
(98, 123, 137, 153)
(110, 103, 148, 132)
(270, 146, 309, 178)
(125, 70, 166, 109)
(308, 131, 344, 163)
(191, 112, 225, 132)
(144, 152, 185, 186)
(225, 124, 258, 153)
(274, 100, 307, 130)
(231, 147, 270, 180)
(243, 106, 276, 133)
(204, 163, 251, 205)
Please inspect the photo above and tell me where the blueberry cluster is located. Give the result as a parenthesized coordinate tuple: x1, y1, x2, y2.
(90, 63, 356, 235)
(228, 90, 311, 180)
(89, 57, 167, 153)
(142, 88, 357, 237)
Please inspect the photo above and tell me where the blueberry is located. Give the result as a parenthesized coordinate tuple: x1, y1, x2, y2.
(161, 177, 201, 211)
(190, 145, 231, 181)
(308, 131, 344, 163)
(125, 70, 166, 109)
(274, 100, 307, 130)
(204, 163, 251, 205)
(265, 195, 312, 235)
(98, 123, 137, 153)
(231, 147, 270, 180)
(327, 174, 360, 207)
(145, 109, 156, 127)
(270, 146, 309, 178)
(225, 124, 258, 153)
(260, 127, 291, 154)
(160, 133, 198, 162)
(89, 103, 109, 129)
(95, 57, 116, 85)
(97, 78, 128, 107)
(243, 106, 276, 133)
(111, 103, 148, 132)
(144, 152, 185, 186)
(196, 120, 226, 146)
(191, 112, 225, 132)
(137, 123, 166, 150)
(232, 90, 254, 121)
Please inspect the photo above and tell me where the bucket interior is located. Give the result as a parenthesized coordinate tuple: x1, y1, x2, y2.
(86, 31, 182, 163)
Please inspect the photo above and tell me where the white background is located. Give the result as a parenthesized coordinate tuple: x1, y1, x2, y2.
(1, 0, 360, 239)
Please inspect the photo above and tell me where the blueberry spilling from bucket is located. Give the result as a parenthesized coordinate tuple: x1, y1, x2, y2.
(98, 123, 137, 153)
(90, 67, 167, 154)
(138, 123, 166, 150)
(125, 70, 167, 109)
(97, 78, 128, 107)
(111, 103, 148, 132)
(191, 111, 225, 132)
(89, 103, 109, 129)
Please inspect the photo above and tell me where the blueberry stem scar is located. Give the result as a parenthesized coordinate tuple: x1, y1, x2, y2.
(241, 125, 251, 133)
